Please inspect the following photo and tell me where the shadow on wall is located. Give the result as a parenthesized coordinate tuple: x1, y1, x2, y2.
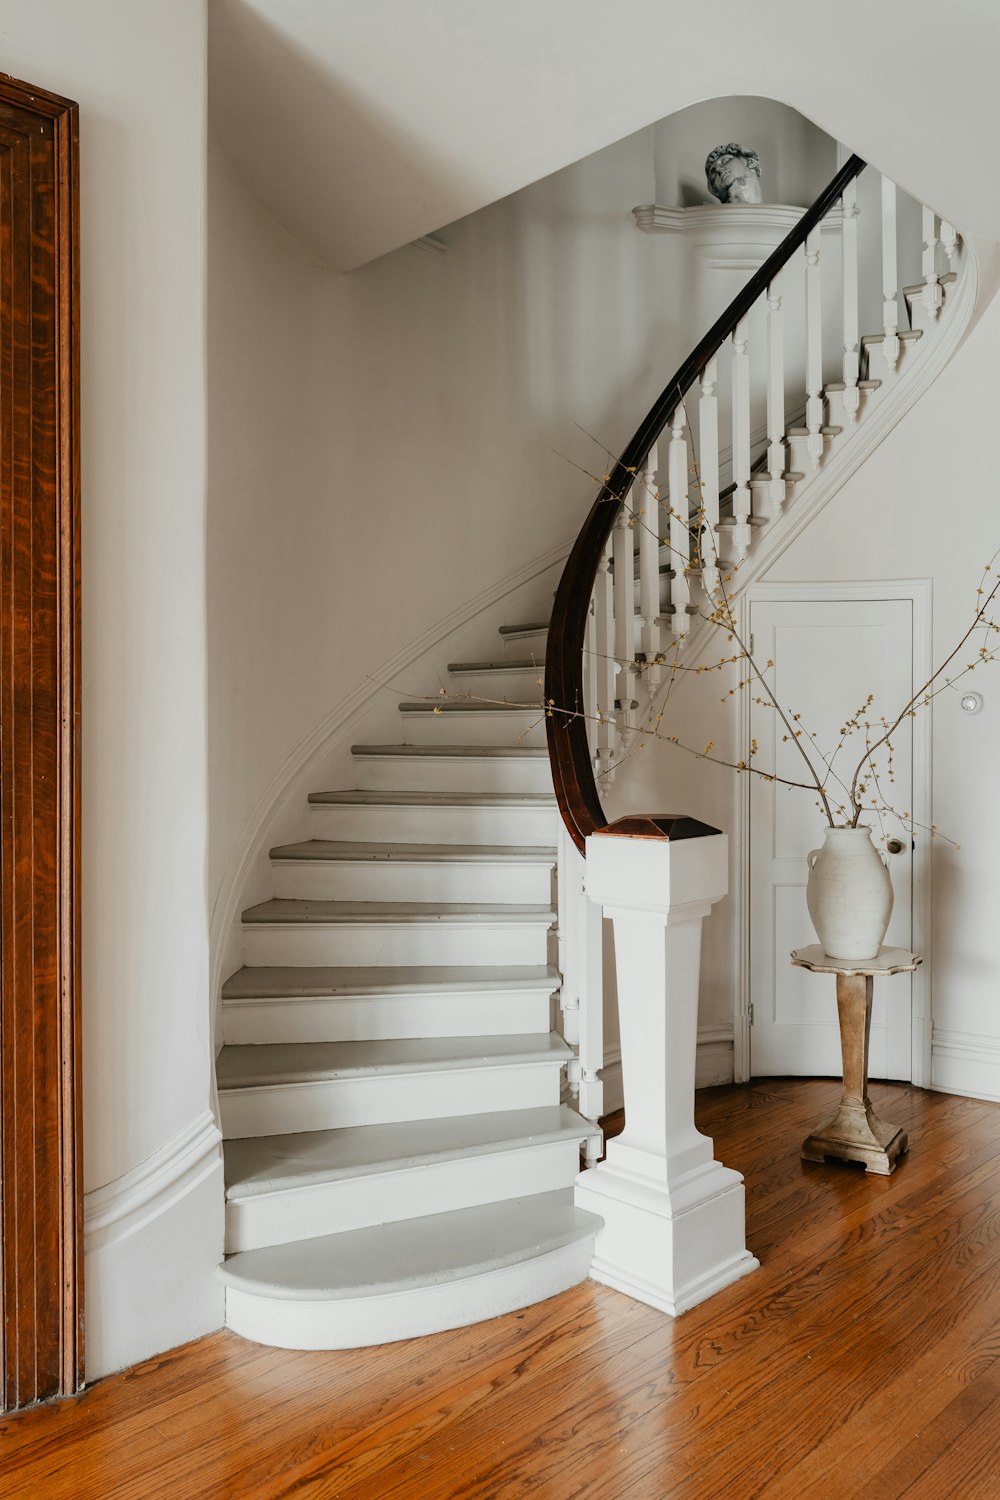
(209, 0, 484, 272)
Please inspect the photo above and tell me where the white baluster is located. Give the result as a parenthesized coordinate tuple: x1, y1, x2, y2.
(698, 357, 720, 594)
(594, 539, 616, 781)
(556, 821, 580, 1053)
(637, 444, 661, 709)
(612, 501, 636, 742)
(584, 597, 598, 768)
(922, 206, 943, 319)
(940, 219, 959, 273)
(577, 853, 604, 1156)
(731, 316, 752, 557)
(804, 226, 824, 470)
(881, 175, 900, 369)
(668, 414, 690, 636)
(842, 176, 861, 424)
(766, 280, 785, 514)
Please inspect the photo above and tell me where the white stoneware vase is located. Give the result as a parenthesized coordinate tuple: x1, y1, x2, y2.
(805, 826, 893, 961)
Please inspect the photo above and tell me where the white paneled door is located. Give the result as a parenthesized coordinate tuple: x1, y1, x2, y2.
(748, 593, 916, 1080)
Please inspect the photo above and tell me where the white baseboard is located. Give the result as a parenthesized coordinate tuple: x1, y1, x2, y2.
(85, 1111, 225, 1380)
(600, 1026, 735, 1114)
(930, 1029, 1000, 1103)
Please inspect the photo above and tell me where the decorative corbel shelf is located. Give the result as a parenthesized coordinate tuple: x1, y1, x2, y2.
(631, 202, 845, 271)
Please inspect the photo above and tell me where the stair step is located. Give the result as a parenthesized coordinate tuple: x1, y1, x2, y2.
(223, 1104, 599, 1252)
(241, 899, 555, 968)
(398, 699, 548, 746)
(824, 378, 882, 392)
(217, 1033, 573, 1138)
(902, 271, 957, 298)
(351, 744, 548, 758)
(220, 963, 560, 1044)
(498, 622, 548, 638)
(447, 659, 543, 673)
(307, 789, 557, 845)
(219, 1188, 602, 1348)
(861, 327, 923, 347)
(271, 839, 556, 862)
(268, 840, 556, 902)
(498, 622, 549, 663)
(350, 743, 552, 794)
(445, 659, 547, 699)
(785, 426, 842, 438)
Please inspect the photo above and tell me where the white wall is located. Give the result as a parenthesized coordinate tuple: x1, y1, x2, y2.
(0, 0, 223, 1376)
(207, 120, 680, 910)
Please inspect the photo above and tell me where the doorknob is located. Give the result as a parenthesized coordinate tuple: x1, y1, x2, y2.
(886, 838, 906, 855)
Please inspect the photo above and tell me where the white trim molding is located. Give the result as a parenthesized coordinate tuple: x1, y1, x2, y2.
(931, 1030, 1000, 1102)
(631, 202, 845, 270)
(85, 1112, 225, 1380)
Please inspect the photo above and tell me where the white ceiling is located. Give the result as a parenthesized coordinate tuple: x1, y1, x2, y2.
(209, 0, 1000, 272)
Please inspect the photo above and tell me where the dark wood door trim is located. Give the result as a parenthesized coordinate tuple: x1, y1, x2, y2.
(0, 72, 81, 1408)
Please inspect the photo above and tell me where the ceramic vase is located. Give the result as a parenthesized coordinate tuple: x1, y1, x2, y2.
(805, 826, 893, 961)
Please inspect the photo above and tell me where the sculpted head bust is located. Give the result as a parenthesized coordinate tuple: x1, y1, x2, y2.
(705, 144, 763, 205)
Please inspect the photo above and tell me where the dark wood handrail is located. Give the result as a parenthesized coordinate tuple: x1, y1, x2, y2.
(545, 155, 867, 852)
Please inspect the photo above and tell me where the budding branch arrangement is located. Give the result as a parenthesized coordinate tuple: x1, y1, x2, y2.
(393, 411, 999, 846)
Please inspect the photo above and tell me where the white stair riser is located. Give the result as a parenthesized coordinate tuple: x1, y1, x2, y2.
(222, 1235, 596, 1350)
(222, 987, 555, 1045)
(786, 433, 834, 472)
(353, 756, 553, 794)
(225, 1139, 583, 1253)
(242, 919, 553, 968)
(447, 668, 546, 700)
(270, 858, 554, 904)
(309, 803, 557, 845)
(401, 710, 548, 747)
(219, 1059, 566, 1139)
(502, 630, 547, 661)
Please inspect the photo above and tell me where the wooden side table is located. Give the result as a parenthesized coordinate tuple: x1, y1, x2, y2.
(790, 944, 923, 1176)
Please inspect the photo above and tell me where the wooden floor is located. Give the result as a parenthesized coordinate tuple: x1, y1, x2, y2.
(3, 1079, 1000, 1498)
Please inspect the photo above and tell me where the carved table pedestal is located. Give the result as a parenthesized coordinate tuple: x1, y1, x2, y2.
(790, 944, 923, 1176)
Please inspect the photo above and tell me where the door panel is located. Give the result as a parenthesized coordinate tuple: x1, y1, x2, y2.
(749, 597, 913, 1079)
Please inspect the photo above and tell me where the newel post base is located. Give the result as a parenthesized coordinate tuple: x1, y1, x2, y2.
(574, 819, 759, 1316)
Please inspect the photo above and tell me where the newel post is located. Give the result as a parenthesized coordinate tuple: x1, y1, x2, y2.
(574, 817, 759, 1315)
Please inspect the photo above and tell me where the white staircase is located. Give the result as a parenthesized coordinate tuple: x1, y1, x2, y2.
(216, 631, 602, 1349)
(215, 167, 971, 1351)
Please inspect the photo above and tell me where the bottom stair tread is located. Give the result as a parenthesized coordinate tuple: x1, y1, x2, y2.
(224, 1104, 600, 1198)
(218, 1188, 600, 1300)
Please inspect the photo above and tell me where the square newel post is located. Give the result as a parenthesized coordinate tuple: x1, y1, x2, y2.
(574, 816, 759, 1315)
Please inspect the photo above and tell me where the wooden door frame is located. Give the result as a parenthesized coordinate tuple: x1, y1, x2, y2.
(0, 73, 81, 1408)
(732, 579, 932, 1090)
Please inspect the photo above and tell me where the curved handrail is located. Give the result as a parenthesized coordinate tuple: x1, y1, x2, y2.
(545, 154, 867, 852)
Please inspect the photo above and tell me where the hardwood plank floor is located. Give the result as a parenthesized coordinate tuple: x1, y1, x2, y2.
(3, 1080, 1000, 1498)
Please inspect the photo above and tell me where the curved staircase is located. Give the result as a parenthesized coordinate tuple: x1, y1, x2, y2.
(216, 624, 602, 1349)
(215, 156, 972, 1349)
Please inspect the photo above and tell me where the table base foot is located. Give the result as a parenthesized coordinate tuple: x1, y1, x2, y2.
(801, 1101, 908, 1176)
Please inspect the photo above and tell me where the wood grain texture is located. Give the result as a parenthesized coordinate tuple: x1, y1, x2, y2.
(0, 72, 81, 1409)
(2, 1081, 1000, 1495)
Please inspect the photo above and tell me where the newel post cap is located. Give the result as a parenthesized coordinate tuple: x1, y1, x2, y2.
(584, 815, 728, 917)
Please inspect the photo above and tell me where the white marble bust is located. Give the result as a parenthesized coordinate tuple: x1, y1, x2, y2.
(705, 144, 763, 205)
